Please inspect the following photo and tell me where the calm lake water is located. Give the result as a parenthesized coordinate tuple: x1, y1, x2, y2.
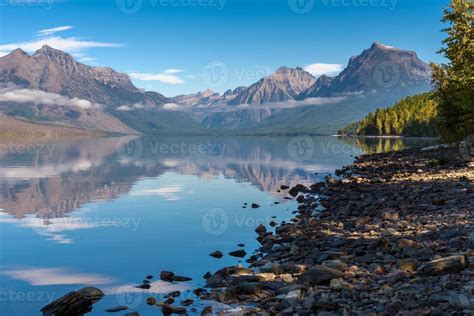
(0, 136, 437, 315)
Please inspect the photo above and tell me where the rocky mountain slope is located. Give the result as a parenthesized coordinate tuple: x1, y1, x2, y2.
(0, 43, 433, 135)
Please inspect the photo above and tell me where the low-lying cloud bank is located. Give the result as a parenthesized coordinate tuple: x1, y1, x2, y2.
(0, 87, 102, 109)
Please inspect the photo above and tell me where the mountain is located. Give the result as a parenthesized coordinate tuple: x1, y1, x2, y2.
(0, 45, 168, 106)
(0, 43, 433, 136)
(0, 46, 206, 135)
(301, 42, 432, 98)
(229, 67, 316, 105)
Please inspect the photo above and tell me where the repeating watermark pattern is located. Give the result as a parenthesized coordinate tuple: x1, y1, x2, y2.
(287, 135, 315, 162)
(201, 61, 229, 89)
(0, 0, 54, 9)
(0, 289, 55, 303)
(373, 61, 401, 89)
(0, 143, 55, 156)
(201, 208, 285, 236)
(288, 0, 397, 14)
(288, 0, 315, 14)
(116, 0, 143, 14)
(201, 208, 228, 235)
(114, 285, 144, 308)
(116, 139, 143, 161)
(39, 216, 142, 232)
(116, 139, 228, 161)
(201, 62, 271, 88)
(116, 0, 225, 14)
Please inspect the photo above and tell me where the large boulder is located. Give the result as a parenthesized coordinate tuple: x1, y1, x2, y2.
(418, 255, 467, 276)
(298, 265, 343, 286)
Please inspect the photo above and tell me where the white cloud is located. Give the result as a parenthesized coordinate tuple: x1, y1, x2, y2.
(132, 185, 183, 201)
(117, 103, 145, 111)
(128, 72, 185, 85)
(164, 68, 184, 74)
(2, 268, 113, 286)
(162, 103, 183, 111)
(303, 63, 344, 77)
(36, 26, 74, 37)
(0, 88, 102, 109)
(0, 36, 121, 54)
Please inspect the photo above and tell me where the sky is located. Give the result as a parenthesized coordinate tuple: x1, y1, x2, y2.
(0, 0, 450, 97)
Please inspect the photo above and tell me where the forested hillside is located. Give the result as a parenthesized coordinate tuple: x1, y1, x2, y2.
(339, 93, 439, 137)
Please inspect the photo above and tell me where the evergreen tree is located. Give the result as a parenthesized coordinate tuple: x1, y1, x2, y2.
(431, 0, 474, 141)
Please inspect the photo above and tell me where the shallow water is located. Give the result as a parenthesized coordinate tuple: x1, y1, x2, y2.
(0, 136, 437, 315)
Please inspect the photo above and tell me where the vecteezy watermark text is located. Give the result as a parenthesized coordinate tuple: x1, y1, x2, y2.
(0, 0, 54, 9)
(116, 0, 225, 14)
(0, 289, 56, 303)
(0, 143, 55, 156)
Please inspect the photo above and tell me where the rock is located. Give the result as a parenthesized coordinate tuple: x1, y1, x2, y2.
(397, 259, 417, 273)
(145, 275, 153, 279)
(203, 271, 212, 279)
(181, 299, 193, 306)
(255, 224, 267, 234)
(432, 197, 446, 206)
(162, 305, 187, 314)
(201, 306, 213, 315)
(449, 293, 474, 309)
(298, 265, 343, 286)
(135, 283, 150, 289)
(172, 275, 192, 282)
(251, 203, 260, 209)
(469, 231, 474, 249)
(41, 291, 94, 316)
(146, 297, 156, 306)
(77, 287, 104, 303)
(329, 278, 352, 290)
(210, 251, 223, 259)
(321, 260, 348, 272)
(160, 271, 175, 282)
(256, 273, 276, 281)
(381, 210, 400, 220)
(280, 185, 290, 190)
(123, 313, 139, 316)
(229, 249, 247, 258)
(419, 255, 467, 276)
(105, 305, 128, 312)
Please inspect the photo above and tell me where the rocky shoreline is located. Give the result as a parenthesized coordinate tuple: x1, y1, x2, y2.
(41, 145, 473, 315)
(203, 145, 474, 315)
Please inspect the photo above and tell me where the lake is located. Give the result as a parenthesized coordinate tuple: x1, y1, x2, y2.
(0, 136, 437, 315)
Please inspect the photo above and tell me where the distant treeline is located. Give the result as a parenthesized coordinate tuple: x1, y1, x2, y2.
(339, 93, 439, 137)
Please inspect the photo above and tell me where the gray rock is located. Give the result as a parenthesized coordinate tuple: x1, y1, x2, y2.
(298, 265, 343, 286)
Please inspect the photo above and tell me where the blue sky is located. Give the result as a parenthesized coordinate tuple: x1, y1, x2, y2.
(0, 0, 449, 97)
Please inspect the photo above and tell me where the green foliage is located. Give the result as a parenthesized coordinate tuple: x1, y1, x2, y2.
(431, 0, 474, 142)
(339, 93, 439, 137)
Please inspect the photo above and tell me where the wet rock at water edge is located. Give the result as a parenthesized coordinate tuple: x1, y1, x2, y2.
(181, 298, 193, 306)
(229, 249, 247, 258)
(123, 312, 139, 316)
(162, 305, 187, 314)
(105, 305, 128, 312)
(146, 297, 157, 305)
(172, 275, 192, 282)
(135, 283, 150, 289)
(160, 271, 175, 282)
(77, 287, 104, 303)
(41, 290, 96, 316)
(251, 203, 260, 209)
(210, 250, 223, 259)
(255, 224, 267, 234)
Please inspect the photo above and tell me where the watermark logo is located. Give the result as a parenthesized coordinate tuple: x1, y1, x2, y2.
(114, 285, 143, 309)
(288, 0, 314, 14)
(116, 139, 143, 161)
(116, 0, 143, 14)
(0, 0, 54, 9)
(201, 61, 229, 88)
(373, 61, 401, 88)
(201, 208, 228, 235)
(288, 135, 315, 161)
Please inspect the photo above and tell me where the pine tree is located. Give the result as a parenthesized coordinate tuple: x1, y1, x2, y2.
(431, 0, 474, 141)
